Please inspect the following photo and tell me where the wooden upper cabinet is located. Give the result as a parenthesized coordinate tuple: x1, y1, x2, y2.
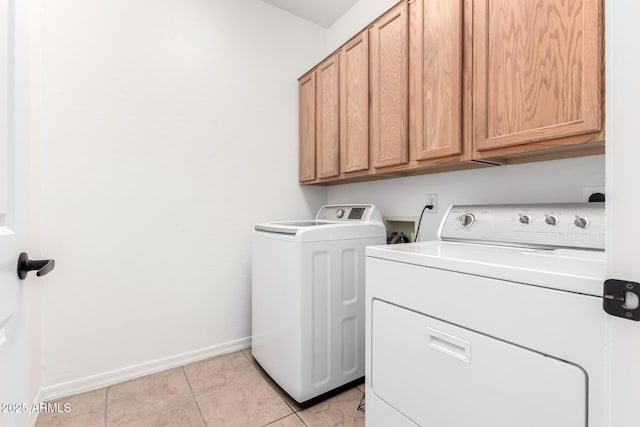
(370, 1, 409, 169)
(472, 0, 603, 154)
(340, 31, 370, 174)
(410, 0, 462, 161)
(298, 0, 604, 185)
(316, 54, 340, 179)
(298, 72, 316, 182)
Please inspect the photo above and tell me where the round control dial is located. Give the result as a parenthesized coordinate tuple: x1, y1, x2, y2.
(544, 214, 557, 226)
(336, 208, 345, 219)
(457, 213, 476, 228)
(574, 216, 588, 229)
(518, 214, 530, 224)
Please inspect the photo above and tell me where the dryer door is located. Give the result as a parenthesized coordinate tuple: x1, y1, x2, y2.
(370, 299, 587, 427)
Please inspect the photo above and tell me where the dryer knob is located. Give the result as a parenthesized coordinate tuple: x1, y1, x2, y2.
(458, 213, 476, 228)
(518, 214, 530, 224)
(336, 208, 345, 219)
(574, 216, 588, 228)
(544, 215, 557, 226)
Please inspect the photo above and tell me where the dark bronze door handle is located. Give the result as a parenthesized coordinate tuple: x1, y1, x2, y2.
(17, 252, 55, 280)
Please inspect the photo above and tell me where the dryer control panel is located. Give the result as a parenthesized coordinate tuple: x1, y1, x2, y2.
(438, 203, 605, 250)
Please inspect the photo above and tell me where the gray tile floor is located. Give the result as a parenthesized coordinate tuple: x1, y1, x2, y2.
(35, 349, 365, 426)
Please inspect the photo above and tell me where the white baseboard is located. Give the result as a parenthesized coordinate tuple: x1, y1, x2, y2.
(40, 336, 251, 402)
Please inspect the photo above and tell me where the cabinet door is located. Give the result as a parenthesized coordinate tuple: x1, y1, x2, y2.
(473, 0, 603, 152)
(298, 72, 316, 182)
(316, 54, 340, 179)
(340, 31, 369, 174)
(410, 0, 462, 161)
(370, 2, 409, 169)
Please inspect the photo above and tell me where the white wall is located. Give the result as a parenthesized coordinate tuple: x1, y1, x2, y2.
(326, 0, 605, 238)
(38, 0, 327, 394)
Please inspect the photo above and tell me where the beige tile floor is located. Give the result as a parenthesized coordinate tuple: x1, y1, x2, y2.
(35, 349, 365, 427)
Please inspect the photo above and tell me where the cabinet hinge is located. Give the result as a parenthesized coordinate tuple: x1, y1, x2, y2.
(603, 279, 640, 321)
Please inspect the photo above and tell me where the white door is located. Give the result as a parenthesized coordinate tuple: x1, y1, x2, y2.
(0, 1, 48, 425)
(0, 1, 25, 422)
(0, 0, 22, 335)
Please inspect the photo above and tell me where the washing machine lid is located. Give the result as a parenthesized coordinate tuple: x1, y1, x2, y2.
(255, 220, 386, 242)
(254, 204, 386, 242)
(254, 220, 326, 235)
(366, 240, 605, 296)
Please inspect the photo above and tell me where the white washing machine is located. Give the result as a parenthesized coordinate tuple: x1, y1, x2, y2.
(252, 204, 386, 404)
(365, 203, 617, 427)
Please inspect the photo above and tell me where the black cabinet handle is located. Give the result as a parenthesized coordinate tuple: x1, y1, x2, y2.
(17, 252, 55, 280)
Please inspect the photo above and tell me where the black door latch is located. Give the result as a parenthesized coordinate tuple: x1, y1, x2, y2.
(17, 252, 55, 280)
(603, 279, 640, 321)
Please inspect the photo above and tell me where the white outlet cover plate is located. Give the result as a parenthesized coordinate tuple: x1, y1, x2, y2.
(426, 194, 438, 213)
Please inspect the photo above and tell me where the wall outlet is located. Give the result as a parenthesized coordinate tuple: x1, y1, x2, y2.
(425, 194, 437, 213)
(582, 186, 605, 202)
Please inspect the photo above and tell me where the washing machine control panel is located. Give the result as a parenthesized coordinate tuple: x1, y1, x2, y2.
(438, 203, 605, 250)
(316, 205, 377, 222)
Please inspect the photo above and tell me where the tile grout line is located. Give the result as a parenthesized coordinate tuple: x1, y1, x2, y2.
(242, 354, 299, 423)
(242, 349, 306, 424)
(107, 369, 195, 427)
(181, 366, 208, 427)
(293, 411, 309, 426)
(109, 400, 197, 427)
(260, 411, 309, 427)
(261, 412, 295, 426)
(242, 348, 305, 415)
(240, 348, 252, 363)
(104, 387, 109, 427)
(198, 350, 296, 426)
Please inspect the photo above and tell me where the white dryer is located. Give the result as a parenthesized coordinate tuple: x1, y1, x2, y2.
(366, 203, 612, 427)
(252, 204, 386, 404)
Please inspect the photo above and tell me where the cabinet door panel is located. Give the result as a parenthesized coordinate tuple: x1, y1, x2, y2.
(473, 0, 602, 151)
(298, 72, 316, 182)
(411, 0, 462, 160)
(340, 32, 369, 174)
(316, 55, 340, 179)
(371, 2, 409, 169)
